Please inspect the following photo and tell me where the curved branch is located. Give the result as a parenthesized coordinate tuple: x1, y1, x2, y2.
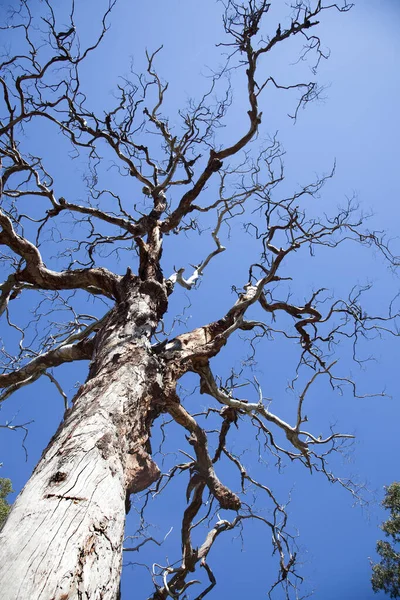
(166, 399, 240, 511)
(0, 208, 120, 298)
(0, 337, 94, 394)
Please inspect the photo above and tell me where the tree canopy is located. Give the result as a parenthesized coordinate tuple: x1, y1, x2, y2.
(0, 477, 12, 527)
(372, 483, 400, 598)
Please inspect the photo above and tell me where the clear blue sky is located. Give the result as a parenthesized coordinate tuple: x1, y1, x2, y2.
(1, 1, 400, 599)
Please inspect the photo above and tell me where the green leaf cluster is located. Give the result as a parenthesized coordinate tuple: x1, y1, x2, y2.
(0, 478, 13, 528)
(372, 483, 400, 597)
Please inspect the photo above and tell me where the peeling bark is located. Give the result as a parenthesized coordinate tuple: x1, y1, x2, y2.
(0, 276, 168, 600)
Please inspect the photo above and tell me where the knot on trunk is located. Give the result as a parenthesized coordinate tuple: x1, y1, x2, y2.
(209, 157, 223, 172)
(212, 481, 241, 511)
(125, 448, 160, 496)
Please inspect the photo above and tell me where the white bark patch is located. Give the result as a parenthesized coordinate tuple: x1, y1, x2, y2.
(0, 285, 167, 599)
(0, 348, 162, 599)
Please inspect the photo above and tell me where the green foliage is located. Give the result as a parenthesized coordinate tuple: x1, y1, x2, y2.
(372, 483, 400, 597)
(0, 477, 13, 527)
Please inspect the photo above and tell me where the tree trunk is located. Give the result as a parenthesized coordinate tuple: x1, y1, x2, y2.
(0, 277, 168, 600)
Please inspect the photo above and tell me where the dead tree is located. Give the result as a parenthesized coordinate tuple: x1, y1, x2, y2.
(0, 1, 397, 599)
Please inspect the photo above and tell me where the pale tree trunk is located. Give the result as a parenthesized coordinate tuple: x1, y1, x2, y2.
(0, 277, 167, 600)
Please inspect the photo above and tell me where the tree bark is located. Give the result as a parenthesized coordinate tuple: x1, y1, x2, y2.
(0, 276, 168, 600)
